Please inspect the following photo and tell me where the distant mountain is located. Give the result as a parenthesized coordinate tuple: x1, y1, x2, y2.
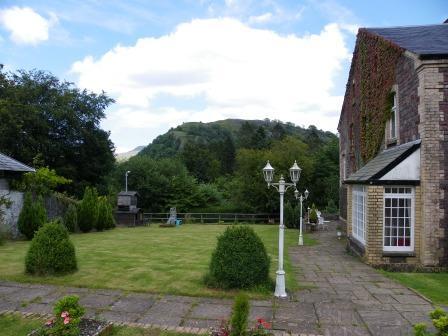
(115, 146, 145, 162)
(138, 118, 337, 159)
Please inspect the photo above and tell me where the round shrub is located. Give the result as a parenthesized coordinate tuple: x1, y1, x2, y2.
(25, 221, 77, 275)
(63, 203, 78, 233)
(207, 225, 270, 289)
(77, 187, 98, 233)
(18, 192, 47, 240)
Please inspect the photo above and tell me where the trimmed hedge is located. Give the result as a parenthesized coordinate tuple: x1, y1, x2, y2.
(18, 192, 46, 240)
(207, 225, 270, 289)
(25, 221, 77, 275)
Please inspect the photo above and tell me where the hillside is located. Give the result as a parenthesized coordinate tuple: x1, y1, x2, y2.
(115, 146, 144, 162)
(139, 119, 336, 158)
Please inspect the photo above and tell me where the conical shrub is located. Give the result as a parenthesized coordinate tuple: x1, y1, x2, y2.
(25, 221, 77, 275)
(77, 187, 98, 232)
(96, 196, 115, 231)
(18, 192, 47, 240)
(63, 203, 78, 233)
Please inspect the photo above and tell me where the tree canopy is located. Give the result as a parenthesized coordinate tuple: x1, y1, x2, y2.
(0, 67, 115, 195)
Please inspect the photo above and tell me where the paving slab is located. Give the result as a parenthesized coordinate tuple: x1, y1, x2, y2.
(111, 296, 155, 313)
(189, 303, 231, 320)
(98, 310, 141, 323)
(182, 319, 222, 329)
(79, 293, 118, 308)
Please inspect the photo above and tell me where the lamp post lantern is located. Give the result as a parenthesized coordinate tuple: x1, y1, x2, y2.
(263, 160, 301, 298)
(294, 188, 309, 246)
(125, 171, 131, 192)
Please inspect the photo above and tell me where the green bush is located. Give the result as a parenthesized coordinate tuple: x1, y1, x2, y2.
(63, 204, 78, 233)
(309, 204, 318, 224)
(413, 308, 448, 336)
(207, 225, 270, 289)
(324, 199, 338, 214)
(18, 192, 47, 240)
(96, 196, 115, 231)
(77, 187, 98, 232)
(25, 221, 77, 275)
(283, 201, 297, 229)
(230, 293, 249, 336)
(35, 295, 85, 336)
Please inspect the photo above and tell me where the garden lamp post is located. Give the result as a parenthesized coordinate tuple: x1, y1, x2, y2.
(294, 188, 309, 246)
(125, 171, 131, 192)
(263, 160, 301, 298)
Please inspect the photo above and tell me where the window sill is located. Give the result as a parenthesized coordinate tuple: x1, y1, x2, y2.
(382, 251, 415, 257)
(386, 138, 398, 148)
(348, 235, 365, 252)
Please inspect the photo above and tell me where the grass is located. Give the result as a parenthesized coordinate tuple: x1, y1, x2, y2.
(0, 314, 194, 336)
(382, 271, 448, 304)
(0, 314, 42, 336)
(0, 224, 316, 298)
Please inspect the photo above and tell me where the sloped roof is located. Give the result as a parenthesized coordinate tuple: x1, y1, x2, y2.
(0, 153, 35, 172)
(345, 140, 421, 184)
(118, 191, 139, 196)
(365, 24, 448, 58)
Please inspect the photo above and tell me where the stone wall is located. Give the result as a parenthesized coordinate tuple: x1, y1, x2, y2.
(0, 187, 24, 239)
(418, 59, 448, 266)
(397, 53, 420, 144)
(346, 185, 423, 267)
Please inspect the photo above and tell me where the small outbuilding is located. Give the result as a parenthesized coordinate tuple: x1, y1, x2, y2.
(0, 152, 35, 237)
(115, 191, 143, 226)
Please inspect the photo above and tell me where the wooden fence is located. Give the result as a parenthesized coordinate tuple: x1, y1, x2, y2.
(142, 212, 279, 224)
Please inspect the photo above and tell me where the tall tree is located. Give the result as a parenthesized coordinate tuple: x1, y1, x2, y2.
(0, 68, 115, 195)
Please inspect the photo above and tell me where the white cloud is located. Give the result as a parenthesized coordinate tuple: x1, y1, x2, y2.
(71, 18, 351, 150)
(248, 12, 273, 24)
(0, 6, 55, 45)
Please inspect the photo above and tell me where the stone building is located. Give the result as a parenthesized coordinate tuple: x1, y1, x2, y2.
(0, 152, 35, 237)
(338, 22, 448, 267)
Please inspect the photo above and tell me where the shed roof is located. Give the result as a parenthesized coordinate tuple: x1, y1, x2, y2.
(345, 140, 421, 184)
(0, 153, 35, 172)
(118, 191, 139, 196)
(365, 23, 448, 58)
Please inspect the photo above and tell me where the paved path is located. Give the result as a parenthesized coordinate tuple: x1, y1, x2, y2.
(0, 221, 437, 336)
(279, 221, 436, 336)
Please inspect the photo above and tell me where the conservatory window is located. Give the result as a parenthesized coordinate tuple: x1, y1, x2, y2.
(383, 187, 414, 252)
(352, 185, 366, 244)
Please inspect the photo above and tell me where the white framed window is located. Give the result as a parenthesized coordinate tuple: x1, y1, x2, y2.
(352, 185, 366, 245)
(390, 92, 398, 140)
(383, 187, 414, 252)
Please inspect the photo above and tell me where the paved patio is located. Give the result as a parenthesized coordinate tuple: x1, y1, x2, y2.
(279, 221, 436, 336)
(0, 221, 437, 335)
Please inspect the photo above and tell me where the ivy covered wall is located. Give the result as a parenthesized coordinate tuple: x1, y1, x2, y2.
(339, 30, 404, 175)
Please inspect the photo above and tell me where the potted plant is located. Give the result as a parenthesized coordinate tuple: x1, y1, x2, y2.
(336, 224, 343, 239)
(309, 204, 318, 231)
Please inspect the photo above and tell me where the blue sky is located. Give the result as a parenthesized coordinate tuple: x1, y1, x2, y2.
(0, 0, 447, 152)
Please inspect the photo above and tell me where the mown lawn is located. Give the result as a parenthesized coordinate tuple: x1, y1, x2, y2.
(0, 224, 315, 298)
(382, 271, 448, 304)
(0, 314, 194, 336)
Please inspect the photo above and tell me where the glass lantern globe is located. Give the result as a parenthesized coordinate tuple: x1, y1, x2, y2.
(304, 189, 309, 199)
(262, 161, 275, 184)
(289, 160, 301, 184)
